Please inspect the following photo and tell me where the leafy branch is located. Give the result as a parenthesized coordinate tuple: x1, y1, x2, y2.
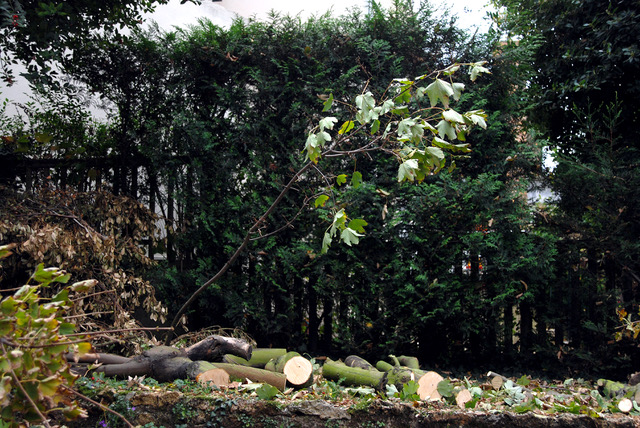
(164, 63, 489, 343)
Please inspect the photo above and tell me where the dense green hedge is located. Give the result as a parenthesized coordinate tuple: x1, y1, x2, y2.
(2, 0, 636, 377)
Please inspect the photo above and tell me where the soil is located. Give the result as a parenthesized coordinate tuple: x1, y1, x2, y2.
(65, 390, 640, 428)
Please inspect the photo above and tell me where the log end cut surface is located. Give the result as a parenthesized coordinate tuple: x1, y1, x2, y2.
(196, 368, 230, 387)
(283, 356, 313, 386)
(417, 371, 444, 401)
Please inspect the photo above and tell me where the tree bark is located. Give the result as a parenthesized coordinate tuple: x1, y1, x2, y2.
(184, 335, 252, 362)
(345, 355, 377, 371)
(322, 359, 386, 390)
(69, 336, 252, 384)
(211, 363, 287, 390)
(225, 348, 288, 368)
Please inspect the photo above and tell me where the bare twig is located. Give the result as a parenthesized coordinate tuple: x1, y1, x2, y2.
(65, 327, 173, 337)
(70, 289, 116, 302)
(61, 385, 135, 428)
(164, 160, 316, 344)
(0, 342, 53, 428)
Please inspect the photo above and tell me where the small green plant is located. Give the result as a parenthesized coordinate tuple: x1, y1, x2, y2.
(0, 258, 95, 427)
(256, 383, 280, 400)
(172, 400, 200, 423)
(102, 394, 137, 427)
(398, 380, 420, 401)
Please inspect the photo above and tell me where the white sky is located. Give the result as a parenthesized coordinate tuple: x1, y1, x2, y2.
(0, 0, 493, 112)
(149, 0, 493, 32)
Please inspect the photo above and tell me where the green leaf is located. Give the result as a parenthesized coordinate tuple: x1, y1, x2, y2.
(400, 380, 420, 400)
(338, 120, 355, 135)
(351, 171, 363, 188)
(256, 383, 279, 400)
(340, 227, 363, 246)
(59, 322, 76, 336)
(469, 61, 490, 81)
(34, 133, 53, 144)
(443, 64, 460, 75)
(51, 289, 69, 303)
(69, 279, 97, 293)
(75, 342, 92, 356)
(432, 137, 471, 152)
(336, 174, 347, 186)
(437, 379, 454, 398)
(322, 93, 334, 112)
(370, 119, 380, 134)
(321, 231, 333, 254)
(426, 147, 446, 163)
(314, 195, 330, 208)
(436, 120, 457, 140)
(425, 79, 454, 108)
(305, 133, 322, 163)
(452, 83, 465, 101)
(464, 110, 487, 129)
(39, 375, 62, 397)
(517, 375, 530, 387)
(443, 109, 465, 124)
(0, 319, 13, 336)
(397, 159, 419, 182)
(348, 218, 368, 233)
(319, 117, 337, 131)
(1, 297, 18, 315)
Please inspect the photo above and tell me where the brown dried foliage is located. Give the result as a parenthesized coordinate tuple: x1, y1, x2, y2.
(0, 184, 167, 353)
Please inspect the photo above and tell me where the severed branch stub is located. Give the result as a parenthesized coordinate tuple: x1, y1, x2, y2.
(67, 335, 253, 384)
(184, 335, 252, 362)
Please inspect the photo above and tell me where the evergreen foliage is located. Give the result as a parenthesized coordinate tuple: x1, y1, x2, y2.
(5, 0, 637, 376)
(492, 0, 640, 373)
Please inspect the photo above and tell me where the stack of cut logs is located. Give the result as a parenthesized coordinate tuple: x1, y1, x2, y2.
(64, 335, 468, 407)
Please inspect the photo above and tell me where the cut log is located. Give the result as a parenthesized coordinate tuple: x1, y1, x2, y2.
(87, 335, 253, 384)
(210, 363, 287, 391)
(386, 367, 423, 386)
(243, 348, 288, 368)
(345, 355, 378, 371)
(618, 398, 633, 413)
(456, 389, 472, 409)
(284, 356, 314, 387)
(264, 351, 314, 387)
(417, 371, 444, 401)
(487, 371, 508, 390)
(221, 354, 251, 365)
(184, 335, 252, 362)
(397, 356, 420, 370)
(195, 368, 230, 387)
(376, 358, 444, 400)
(376, 360, 394, 372)
(322, 359, 386, 390)
(490, 375, 503, 390)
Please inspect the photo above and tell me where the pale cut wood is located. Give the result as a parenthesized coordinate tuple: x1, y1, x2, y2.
(195, 368, 230, 387)
(417, 371, 444, 401)
(490, 375, 504, 390)
(618, 398, 633, 413)
(456, 389, 472, 409)
(487, 371, 508, 390)
(283, 356, 314, 386)
(211, 363, 287, 391)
